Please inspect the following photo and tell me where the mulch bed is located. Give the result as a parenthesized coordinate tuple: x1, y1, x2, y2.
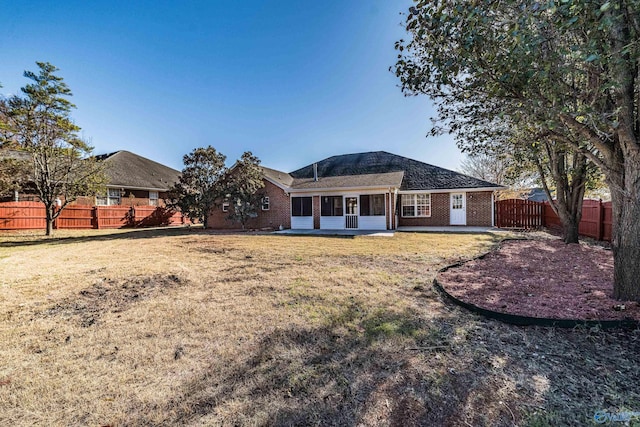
(437, 238, 640, 321)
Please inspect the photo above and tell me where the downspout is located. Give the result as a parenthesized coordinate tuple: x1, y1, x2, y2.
(387, 188, 392, 230)
(393, 188, 399, 230)
(491, 192, 495, 227)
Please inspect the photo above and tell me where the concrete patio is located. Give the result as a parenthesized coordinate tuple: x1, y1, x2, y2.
(274, 226, 506, 237)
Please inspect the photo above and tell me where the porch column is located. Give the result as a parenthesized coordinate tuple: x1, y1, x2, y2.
(313, 196, 320, 229)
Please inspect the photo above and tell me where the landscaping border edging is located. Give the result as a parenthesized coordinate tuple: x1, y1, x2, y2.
(433, 240, 640, 329)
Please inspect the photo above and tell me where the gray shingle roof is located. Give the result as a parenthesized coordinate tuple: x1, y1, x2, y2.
(291, 171, 404, 190)
(96, 150, 180, 191)
(261, 166, 294, 188)
(289, 151, 501, 191)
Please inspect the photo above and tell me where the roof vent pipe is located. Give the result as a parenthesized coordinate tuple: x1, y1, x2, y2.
(313, 163, 318, 181)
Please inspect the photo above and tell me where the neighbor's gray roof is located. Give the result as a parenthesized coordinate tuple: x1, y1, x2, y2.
(96, 150, 180, 191)
(291, 171, 404, 190)
(289, 151, 501, 191)
(0, 149, 31, 162)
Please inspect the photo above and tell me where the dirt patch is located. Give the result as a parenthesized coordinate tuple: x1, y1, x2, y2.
(42, 274, 185, 327)
(438, 238, 640, 321)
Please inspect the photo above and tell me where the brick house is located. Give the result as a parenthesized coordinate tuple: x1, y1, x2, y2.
(2, 149, 180, 207)
(91, 151, 180, 207)
(208, 151, 503, 230)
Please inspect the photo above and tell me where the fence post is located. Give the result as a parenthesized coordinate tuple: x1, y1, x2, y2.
(130, 206, 136, 227)
(597, 199, 604, 241)
(94, 207, 100, 229)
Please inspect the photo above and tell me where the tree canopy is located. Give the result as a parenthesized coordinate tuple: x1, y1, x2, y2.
(395, 0, 640, 300)
(225, 151, 265, 229)
(169, 148, 265, 229)
(169, 146, 227, 229)
(3, 62, 105, 235)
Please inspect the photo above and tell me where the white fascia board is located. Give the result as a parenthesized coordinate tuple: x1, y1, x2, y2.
(398, 186, 506, 194)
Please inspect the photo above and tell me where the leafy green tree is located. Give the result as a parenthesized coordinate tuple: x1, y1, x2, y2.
(395, 1, 640, 300)
(225, 151, 265, 229)
(1, 97, 30, 198)
(5, 62, 105, 236)
(168, 146, 227, 228)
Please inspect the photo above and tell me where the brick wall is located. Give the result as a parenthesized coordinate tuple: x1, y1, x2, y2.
(396, 191, 494, 227)
(466, 191, 493, 226)
(398, 193, 450, 226)
(207, 179, 291, 230)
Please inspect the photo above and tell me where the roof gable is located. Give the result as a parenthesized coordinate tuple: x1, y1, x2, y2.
(289, 151, 501, 191)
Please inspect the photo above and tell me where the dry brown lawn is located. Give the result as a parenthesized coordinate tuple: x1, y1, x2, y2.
(0, 228, 639, 426)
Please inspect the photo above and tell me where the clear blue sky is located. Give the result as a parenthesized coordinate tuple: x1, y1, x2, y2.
(0, 0, 464, 173)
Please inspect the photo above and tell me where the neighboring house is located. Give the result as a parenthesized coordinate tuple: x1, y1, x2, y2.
(93, 150, 180, 206)
(0, 149, 31, 202)
(1, 149, 181, 205)
(525, 188, 550, 203)
(208, 151, 503, 230)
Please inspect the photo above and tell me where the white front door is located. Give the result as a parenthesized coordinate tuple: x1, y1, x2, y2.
(450, 193, 466, 225)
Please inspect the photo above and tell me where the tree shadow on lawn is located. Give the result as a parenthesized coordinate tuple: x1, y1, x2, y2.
(121, 295, 640, 427)
(0, 226, 212, 248)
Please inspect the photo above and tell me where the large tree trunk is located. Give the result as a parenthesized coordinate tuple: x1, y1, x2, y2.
(45, 205, 54, 236)
(609, 155, 640, 301)
(607, 5, 640, 301)
(538, 147, 588, 244)
(556, 210, 580, 244)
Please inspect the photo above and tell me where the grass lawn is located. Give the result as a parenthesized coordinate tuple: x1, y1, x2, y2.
(0, 228, 638, 426)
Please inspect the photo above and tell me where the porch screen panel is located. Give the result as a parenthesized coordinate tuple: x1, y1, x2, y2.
(292, 197, 312, 216)
(321, 196, 343, 216)
(361, 194, 385, 216)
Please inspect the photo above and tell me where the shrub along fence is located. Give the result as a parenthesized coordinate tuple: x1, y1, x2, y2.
(495, 198, 612, 242)
(0, 201, 188, 231)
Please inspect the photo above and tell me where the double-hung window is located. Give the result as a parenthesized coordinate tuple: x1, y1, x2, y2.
(149, 191, 159, 206)
(261, 196, 270, 211)
(401, 194, 431, 217)
(107, 188, 121, 206)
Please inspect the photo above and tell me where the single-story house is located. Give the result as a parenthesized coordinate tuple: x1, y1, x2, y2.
(1, 149, 180, 206)
(208, 151, 503, 230)
(93, 150, 180, 206)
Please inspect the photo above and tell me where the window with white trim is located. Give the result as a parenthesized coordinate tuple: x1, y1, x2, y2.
(401, 194, 431, 217)
(261, 196, 270, 211)
(222, 202, 229, 212)
(108, 188, 121, 206)
(149, 191, 159, 206)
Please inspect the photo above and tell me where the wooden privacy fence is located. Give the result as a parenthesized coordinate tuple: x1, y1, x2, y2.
(495, 199, 612, 241)
(494, 199, 544, 229)
(0, 202, 188, 231)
